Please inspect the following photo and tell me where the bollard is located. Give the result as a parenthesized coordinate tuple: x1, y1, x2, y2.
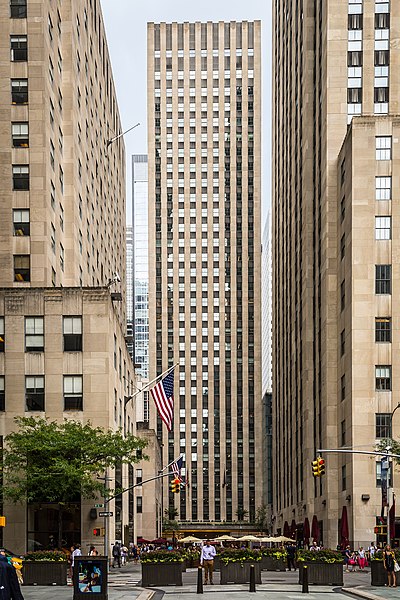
(249, 564, 256, 592)
(302, 565, 309, 594)
(197, 566, 203, 594)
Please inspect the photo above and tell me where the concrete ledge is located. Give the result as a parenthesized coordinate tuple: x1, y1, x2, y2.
(342, 586, 385, 600)
(136, 588, 155, 600)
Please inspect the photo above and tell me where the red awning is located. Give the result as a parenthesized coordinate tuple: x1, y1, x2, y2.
(303, 517, 310, 543)
(290, 519, 297, 539)
(283, 521, 290, 537)
(311, 515, 320, 543)
(340, 506, 349, 548)
(390, 498, 396, 540)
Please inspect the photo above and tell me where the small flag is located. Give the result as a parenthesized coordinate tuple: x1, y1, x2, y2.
(171, 456, 183, 479)
(150, 370, 174, 431)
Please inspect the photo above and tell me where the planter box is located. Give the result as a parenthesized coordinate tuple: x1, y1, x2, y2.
(141, 562, 183, 587)
(22, 561, 68, 586)
(261, 556, 286, 571)
(213, 555, 220, 572)
(298, 562, 343, 586)
(220, 562, 261, 584)
(189, 557, 200, 568)
(371, 561, 400, 586)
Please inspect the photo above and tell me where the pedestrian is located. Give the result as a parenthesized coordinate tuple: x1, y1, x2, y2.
(121, 545, 128, 566)
(357, 547, 366, 571)
(71, 544, 82, 580)
(132, 545, 138, 564)
(344, 545, 351, 572)
(383, 544, 396, 587)
(89, 545, 98, 556)
(200, 541, 216, 585)
(348, 551, 357, 572)
(286, 543, 296, 571)
(112, 542, 121, 568)
(0, 552, 24, 600)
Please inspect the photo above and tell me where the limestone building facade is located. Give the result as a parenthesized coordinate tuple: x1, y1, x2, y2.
(273, 0, 400, 547)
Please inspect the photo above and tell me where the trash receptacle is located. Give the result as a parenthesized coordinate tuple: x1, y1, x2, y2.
(73, 556, 108, 600)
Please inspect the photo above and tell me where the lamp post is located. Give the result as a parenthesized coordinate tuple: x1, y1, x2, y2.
(386, 403, 400, 546)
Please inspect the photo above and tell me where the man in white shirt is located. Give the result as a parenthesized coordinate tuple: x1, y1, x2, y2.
(200, 541, 216, 585)
(71, 543, 82, 579)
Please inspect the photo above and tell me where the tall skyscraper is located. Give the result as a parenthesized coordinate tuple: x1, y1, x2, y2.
(148, 21, 262, 526)
(0, 0, 137, 552)
(132, 155, 149, 379)
(273, 0, 399, 547)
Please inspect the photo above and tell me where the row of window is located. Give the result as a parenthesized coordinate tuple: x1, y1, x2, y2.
(0, 316, 82, 352)
(0, 375, 83, 411)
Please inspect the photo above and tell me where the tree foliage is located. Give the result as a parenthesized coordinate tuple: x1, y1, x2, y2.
(235, 507, 249, 522)
(2, 417, 148, 503)
(254, 504, 269, 533)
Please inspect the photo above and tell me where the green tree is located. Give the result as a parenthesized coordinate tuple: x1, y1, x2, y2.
(254, 504, 269, 534)
(2, 416, 148, 503)
(235, 507, 249, 523)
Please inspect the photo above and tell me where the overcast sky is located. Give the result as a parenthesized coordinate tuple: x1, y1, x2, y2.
(100, 0, 271, 224)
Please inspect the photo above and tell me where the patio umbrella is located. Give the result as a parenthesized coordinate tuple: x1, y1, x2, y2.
(390, 498, 396, 541)
(274, 535, 296, 543)
(214, 535, 236, 541)
(311, 515, 320, 543)
(303, 517, 310, 545)
(290, 519, 297, 539)
(180, 535, 202, 543)
(340, 506, 349, 548)
(236, 535, 260, 542)
(260, 537, 277, 542)
(283, 521, 290, 537)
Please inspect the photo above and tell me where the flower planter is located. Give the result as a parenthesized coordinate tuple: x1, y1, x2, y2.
(220, 562, 261, 584)
(213, 555, 220, 572)
(141, 562, 183, 587)
(298, 562, 343, 586)
(371, 561, 400, 586)
(22, 561, 68, 586)
(189, 557, 200, 568)
(261, 556, 286, 571)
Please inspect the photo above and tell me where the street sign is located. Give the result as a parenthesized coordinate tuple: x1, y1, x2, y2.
(99, 511, 113, 517)
(94, 504, 104, 508)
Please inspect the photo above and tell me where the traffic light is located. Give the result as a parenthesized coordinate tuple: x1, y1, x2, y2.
(312, 458, 320, 477)
(374, 525, 387, 535)
(318, 457, 325, 476)
(93, 528, 101, 536)
(0, 517, 6, 527)
(170, 478, 181, 493)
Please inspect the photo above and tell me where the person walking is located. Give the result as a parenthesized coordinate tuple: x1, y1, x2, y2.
(357, 547, 366, 571)
(112, 542, 121, 568)
(0, 553, 24, 600)
(71, 544, 82, 580)
(286, 543, 296, 571)
(200, 540, 216, 585)
(89, 545, 98, 556)
(383, 544, 396, 587)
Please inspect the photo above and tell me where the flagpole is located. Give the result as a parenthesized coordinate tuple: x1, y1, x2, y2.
(160, 454, 184, 473)
(124, 362, 179, 406)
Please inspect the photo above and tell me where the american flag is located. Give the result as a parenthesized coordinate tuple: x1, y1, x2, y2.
(171, 456, 183, 480)
(150, 370, 174, 431)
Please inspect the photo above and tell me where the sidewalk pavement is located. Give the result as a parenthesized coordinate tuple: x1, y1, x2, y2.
(343, 585, 400, 600)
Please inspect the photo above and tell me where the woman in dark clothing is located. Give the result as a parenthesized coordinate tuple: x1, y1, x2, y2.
(383, 544, 396, 587)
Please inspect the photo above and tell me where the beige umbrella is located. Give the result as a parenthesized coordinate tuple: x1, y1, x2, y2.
(259, 536, 277, 542)
(179, 535, 202, 543)
(214, 535, 236, 541)
(274, 535, 296, 543)
(236, 535, 260, 542)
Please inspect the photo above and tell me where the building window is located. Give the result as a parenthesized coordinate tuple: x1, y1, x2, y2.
(0, 318, 4, 352)
(10, 35, 27, 61)
(12, 165, 29, 190)
(63, 375, 83, 411)
(341, 420, 346, 446)
(341, 280, 345, 311)
(375, 50, 389, 67)
(376, 136, 391, 160)
(10, 0, 26, 17)
(25, 317, 44, 352)
(376, 176, 391, 200)
(342, 465, 346, 491)
(143, 391, 149, 422)
(375, 216, 391, 240)
(376, 413, 391, 439)
(340, 234, 345, 260)
(0, 377, 4, 411)
(341, 374, 345, 401)
(13, 209, 30, 236)
(63, 316, 82, 351)
(136, 469, 142, 485)
(376, 461, 392, 488)
(25, 376, 45, 411)
(375, 365, 391, 391)
(347, 88, 362, 104)
(375, 265, 391, 294)
(11, 79, 28, 103)
(340, 329, 345, 356)
(136, 496, 143, 514)
(12, 122, 29, 147)
(14, 254, 30, 282)
(375, 317, 391, 342)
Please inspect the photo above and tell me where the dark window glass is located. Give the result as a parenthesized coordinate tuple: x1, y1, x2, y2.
(375, 50, 389, 66)
(136, 496, 143, 513)
(0, 377, 4, 411)
(0, 318, 4, 353)
(375, 317, 391, 342)
(64, 375, 83, 410)
(375, 366, 391, 391)
(11, 79, 28, 103)
(348, 13, 362, 29)
(374, 87, 389, 103)
(13, 209, 30, 236)
(348, 51, 362, 67)
(10, 35, 27, 61)
(25, 317, 44, 352)
(63, 316, 82, 351)
(375, 265, 391, 294)
(25, 376, 45, 411)
(12, 164, 29, 190)
(376, 413, 391, 438)
(375, 13, 390, 29)
(10, 0, 27, 17)
(14, 254, 30, 282)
